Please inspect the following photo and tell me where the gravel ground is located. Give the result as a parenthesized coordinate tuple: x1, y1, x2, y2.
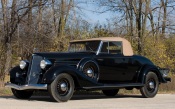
(0, 94, 174, 109)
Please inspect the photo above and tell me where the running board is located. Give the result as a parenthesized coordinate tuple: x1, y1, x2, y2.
(83, 83, 144, 90)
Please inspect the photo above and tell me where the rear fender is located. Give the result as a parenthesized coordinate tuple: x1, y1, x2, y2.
(137, 64, 167, 84)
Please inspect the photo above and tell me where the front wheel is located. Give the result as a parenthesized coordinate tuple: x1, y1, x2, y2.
(140, 72, 159, 98)
(11, 89, 33, 99)
(48, 73, 75, 102)
(102, 89, 119, 96)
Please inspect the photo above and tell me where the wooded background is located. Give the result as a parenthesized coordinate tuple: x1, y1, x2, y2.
(0, 0, 175, 87)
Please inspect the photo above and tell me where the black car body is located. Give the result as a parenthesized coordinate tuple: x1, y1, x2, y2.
(5, 37, 171, 102)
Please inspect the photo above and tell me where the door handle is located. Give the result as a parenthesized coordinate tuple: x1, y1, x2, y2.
(97, 59, 104, 61)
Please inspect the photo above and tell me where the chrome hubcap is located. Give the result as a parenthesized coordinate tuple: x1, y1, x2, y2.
(57, 79, 69, 96)
(149, 81, 155, 89)
(146, 79, 156, 93)
(86, 68, 94, 77)
(60, 82, 67, 92)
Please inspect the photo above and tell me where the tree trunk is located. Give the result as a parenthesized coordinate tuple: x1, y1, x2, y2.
(28, 0, 33, 27)
(149, 8, 155, 37)
(157, 6, 162, 37)
(52, 0, 57, 34)
(137, 0, 142, 55)
(4, 0, 17, 74)
(142, 0, 150, 37)
(129, 2, 134, 39)
(1, 0, 8, 83)
(0, 0, 17, 86)
(38, 0, 42, 33)
(1, 0, 8, 43)
(132, 0, 143, 54)
(58, 0, 66, 40)
(123, 0, 133, 41)
(57, 0, 73, 51)
(64, 0, 73, 26)
(161, 0, 168, 36)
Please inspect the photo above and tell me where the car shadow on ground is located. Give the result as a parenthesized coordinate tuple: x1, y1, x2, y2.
(71, 94, 142, 100)
(0, 94, 143, 102)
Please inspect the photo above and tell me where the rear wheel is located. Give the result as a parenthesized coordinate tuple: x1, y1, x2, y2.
(140, 72, 159, 98)
(11, 89, 33, 99)
(48, 73, 74, 102)
(102, 89, 119, 96)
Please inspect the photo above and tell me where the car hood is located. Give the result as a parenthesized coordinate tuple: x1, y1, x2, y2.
(33, 52, 96, 59)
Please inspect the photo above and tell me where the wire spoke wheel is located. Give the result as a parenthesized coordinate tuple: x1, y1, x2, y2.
(140, 72, 159, 98)
(146, 79, 156, 93)
(57, 79, 70, 96)
(48, 73, 74, 102)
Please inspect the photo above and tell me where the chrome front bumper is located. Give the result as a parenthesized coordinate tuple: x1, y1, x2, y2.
(5, 83, 47, 90)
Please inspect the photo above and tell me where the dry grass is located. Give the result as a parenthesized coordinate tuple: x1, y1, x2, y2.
(4, 75, 10, 83)
(0, 88, 12, 96)
(0, 75, 11, 96)
(158, 75, 175, 94)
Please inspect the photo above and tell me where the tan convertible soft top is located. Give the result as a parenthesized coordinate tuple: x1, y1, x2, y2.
(70, 37, 134, 56)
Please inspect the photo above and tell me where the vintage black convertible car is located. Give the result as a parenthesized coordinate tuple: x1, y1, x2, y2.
(5, 37, 171, 102)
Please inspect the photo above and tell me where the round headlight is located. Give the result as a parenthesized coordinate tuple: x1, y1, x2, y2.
(20, 60, 28, 69)
(40, 59, 52, 69)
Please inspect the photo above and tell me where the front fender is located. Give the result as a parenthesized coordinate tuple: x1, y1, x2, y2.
(9, 66, 20, 79)
(41, 65, 102, 87)
(137, 64, 167, 84)
(9, 66, 27, 84)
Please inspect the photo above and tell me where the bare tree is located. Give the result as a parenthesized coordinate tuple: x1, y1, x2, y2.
(161, 0, 168, 36)
(52, 0, 57, 33)
(28, 0, 33, 26)
(57, 0, 73, 50)
(97, 0, 173, 54)
(38, 0, 43, 33)
(0, 0, 40, 84)
(1, 0, 9, 83)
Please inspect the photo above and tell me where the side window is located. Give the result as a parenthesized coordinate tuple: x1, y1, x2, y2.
(101, 42, 108, 53)
(108, 42, 122, 54)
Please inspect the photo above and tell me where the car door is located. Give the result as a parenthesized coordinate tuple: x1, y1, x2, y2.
(95, 41, 138, 83)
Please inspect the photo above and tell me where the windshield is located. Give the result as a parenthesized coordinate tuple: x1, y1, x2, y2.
(69, 41, 100, 53)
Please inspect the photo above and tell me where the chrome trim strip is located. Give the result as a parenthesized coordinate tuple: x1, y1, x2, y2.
(5, 83, 47, 90)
